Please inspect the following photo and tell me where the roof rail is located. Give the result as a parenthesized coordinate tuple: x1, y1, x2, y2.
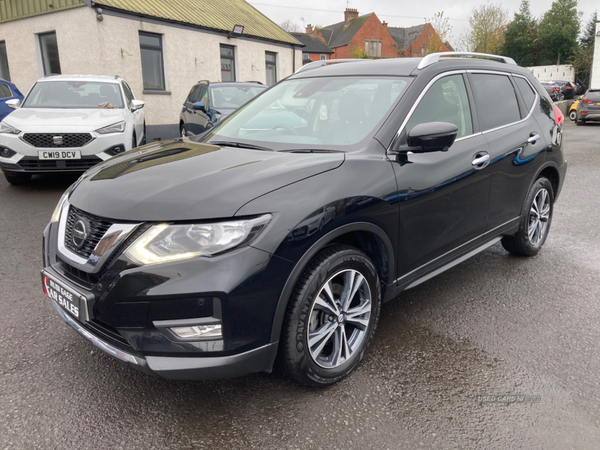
(417, 52, 517, 70)
(244, 81, 264, 85)
(294, 59, 369, 74)
(197, 80, 210, 84)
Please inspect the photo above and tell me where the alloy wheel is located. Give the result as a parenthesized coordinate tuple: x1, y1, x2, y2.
(528, 188, 550, 246)
(307, 269, 371, 369)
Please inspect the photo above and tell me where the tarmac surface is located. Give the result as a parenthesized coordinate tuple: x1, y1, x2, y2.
(0, 122, 599, 449)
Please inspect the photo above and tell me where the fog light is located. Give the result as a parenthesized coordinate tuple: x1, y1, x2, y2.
(0, 147, 15, 158)
(106, 145, 126, 156)
(170, 324, 222, 339)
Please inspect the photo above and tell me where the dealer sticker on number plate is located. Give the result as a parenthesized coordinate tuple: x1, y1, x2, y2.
(38, 150, 81, 160)
(43, 275, 85, 320)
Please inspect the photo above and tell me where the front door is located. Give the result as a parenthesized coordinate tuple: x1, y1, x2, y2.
(392, 73, 492, 281)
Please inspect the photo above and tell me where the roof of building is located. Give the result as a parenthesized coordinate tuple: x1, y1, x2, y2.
(320, 13, 373, 48)
(89, 0, 301, 45)
(0, 0, 84, 23)
(387, 24, 427, 51)
(290, 33, 334, 54)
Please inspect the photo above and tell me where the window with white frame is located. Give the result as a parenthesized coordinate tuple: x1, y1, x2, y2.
(0, 41, 10, 81)
(364, 39, 382, 58)
(139, 32, 166, 91)
(38, 32, 61, 76)
(220, 45, 236, 82)
(265, 52, 277, 86)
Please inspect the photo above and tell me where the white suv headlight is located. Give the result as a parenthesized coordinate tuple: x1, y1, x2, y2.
(125, 215, 271, 265)
(95, 121, 126, 134)
(0, 121, 21, 135)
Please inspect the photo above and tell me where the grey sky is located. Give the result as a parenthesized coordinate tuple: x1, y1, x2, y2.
(249, 0, 598, 47)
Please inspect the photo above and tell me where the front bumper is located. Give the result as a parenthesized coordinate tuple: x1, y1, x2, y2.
(50, 298, 278, 379)
(0, 130, 127, 173)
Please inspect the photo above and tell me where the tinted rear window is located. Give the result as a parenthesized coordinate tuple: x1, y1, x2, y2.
(470, 74, 521, 131)
(514, 77, 536, 111)
(586, 91, 600, 101)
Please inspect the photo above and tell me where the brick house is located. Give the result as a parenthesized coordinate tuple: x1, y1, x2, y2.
(387, 24, 451, 57)
(305, 8, 450, 59)
(290, 32, 334, 63)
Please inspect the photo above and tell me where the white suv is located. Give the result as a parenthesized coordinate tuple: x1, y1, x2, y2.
(0, 74, 145, 184)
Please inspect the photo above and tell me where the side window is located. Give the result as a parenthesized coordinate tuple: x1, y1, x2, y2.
(188, 86, 201, 103)
(0, 83, 11, 99)
(121, 81, 135, 107)
(406, 74, 473, 139)
(470, 74, 521, 131)
(198, 86, 208, 105)
(513, 77, 536, 112)
(0, 41, 11, 81)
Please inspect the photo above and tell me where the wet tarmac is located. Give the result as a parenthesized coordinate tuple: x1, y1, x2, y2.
(1, 122, 599, 449)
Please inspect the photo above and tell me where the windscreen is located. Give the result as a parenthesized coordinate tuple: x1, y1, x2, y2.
(207, 77, 409, 149)
(210, 85, 267, 109)
(23, 81, 124, 109)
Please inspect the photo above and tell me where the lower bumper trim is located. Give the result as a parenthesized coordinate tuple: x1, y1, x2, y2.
(50, 299, 278, 380)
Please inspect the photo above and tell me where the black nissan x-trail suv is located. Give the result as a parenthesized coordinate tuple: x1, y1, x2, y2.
(42, 52, 567, 386)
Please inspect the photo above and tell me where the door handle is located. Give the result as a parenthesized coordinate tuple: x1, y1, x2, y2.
(528, 133, 540, 144)
(472, 153, 490, 168)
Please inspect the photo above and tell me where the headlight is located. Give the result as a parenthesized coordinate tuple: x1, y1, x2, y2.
(125, 214, 271, 265)
(50, 189, 70, 224)
(95, 121, 126, 134)
(0, 121, 21, 135)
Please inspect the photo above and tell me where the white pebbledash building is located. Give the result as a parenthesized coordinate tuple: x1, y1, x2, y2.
(0, 0, 303, 138)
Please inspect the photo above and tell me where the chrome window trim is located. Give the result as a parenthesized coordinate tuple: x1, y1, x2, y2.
(57, 199, 141, 273)
(388, 70, 470, 152)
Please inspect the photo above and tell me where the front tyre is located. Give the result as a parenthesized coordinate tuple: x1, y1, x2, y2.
(501, 177, 554, 256)
(280, 245, 381, 387)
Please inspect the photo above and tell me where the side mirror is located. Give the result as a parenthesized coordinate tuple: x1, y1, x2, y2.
(407, 122, 458, 153)
(192, 101, 206, 112)
(131, 99, 145, 111)
(5, 99, 20, 109)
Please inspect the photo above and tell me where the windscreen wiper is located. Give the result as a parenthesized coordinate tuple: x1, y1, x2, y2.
(210, 141, 273, 151)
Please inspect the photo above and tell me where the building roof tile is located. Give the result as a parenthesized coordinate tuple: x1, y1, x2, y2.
(320, 14, 372, 48)
(290, 33, 333, 53)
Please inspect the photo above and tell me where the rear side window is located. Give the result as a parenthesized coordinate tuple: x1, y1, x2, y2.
(470, 74, 521, 131)
(513, 77, 536, 112)
(406, 74, 473, 139)
(188, 86, 201, 103)
(0, 83, 11, 99)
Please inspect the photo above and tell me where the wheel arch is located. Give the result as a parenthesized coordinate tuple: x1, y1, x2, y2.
(535, 162, 561, 199)
(269, 222, 395, 345)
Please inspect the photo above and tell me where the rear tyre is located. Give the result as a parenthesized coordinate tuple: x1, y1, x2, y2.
(132, 132, 137, 149)
(576, 116, 584, 126)
(180, 123, 187, 138)
(140, 123, 147, 145)
(569, 110, 577, 121)
(3, 171, 32, 185)
(280, 245, 381, 387)
(501, 177, 554, 257)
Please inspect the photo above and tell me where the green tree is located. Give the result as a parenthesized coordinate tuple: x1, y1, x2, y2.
(580, 11, 598, 49)
(501, 0, 539, 66)
(569, 11, 597, 88)
(538, 0, 580, 65)
(458, 3, 509, 54)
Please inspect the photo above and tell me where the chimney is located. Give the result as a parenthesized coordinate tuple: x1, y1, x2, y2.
(344, 8, 358, 25)
(306, 24, 313, 34)
(382, 21, 388, 29)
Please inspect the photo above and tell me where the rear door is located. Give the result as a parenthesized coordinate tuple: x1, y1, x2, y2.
(467, 72, 547, 232)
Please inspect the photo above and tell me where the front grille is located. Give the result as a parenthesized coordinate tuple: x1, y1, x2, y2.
(64, 205, 114, 259)
(57, 257, 100, 287)
(22, 133, 93, 148)
(17, 156, 101, 172)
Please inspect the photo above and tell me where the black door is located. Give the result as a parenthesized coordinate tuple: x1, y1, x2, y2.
(468, 72, 547, 231)
(392, 73, 492, 282)
(182, 85, 201, 135)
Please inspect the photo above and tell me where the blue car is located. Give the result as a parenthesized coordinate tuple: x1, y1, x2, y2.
(179, 81, 267, 137)
(0, 79, 24, 121)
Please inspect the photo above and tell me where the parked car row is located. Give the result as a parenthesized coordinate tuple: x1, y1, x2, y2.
(0, 75, 269, 185)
